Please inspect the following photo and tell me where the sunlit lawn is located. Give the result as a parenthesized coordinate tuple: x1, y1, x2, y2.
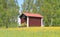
(0, 27, 60, 37)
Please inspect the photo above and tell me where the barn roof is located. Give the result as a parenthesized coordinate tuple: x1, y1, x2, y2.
(22, 13, 43, 18)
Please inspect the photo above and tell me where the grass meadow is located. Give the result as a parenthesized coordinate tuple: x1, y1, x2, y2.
(0, 27, 60, 37)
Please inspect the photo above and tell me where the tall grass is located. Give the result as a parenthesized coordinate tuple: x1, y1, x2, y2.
(0, 27, 60, 37)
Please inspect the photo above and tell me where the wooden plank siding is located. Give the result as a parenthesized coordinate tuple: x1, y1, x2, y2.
(29, 17, 41, 26)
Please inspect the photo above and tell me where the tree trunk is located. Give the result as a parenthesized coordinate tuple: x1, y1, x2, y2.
(49, 18, 53, 26)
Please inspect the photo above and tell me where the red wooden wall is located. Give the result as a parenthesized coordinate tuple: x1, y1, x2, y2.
(21, 18, 26, 23)
(29, 17, 41, 26)
(21, 16, 41, 27)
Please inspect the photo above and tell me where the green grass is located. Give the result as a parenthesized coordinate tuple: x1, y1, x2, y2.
(0, 27, 60, 37)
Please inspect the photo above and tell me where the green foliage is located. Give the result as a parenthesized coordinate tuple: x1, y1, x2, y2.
(22, 0, 60, 26)
(0, 0, 19, 28)
(21, 22, 27, 27)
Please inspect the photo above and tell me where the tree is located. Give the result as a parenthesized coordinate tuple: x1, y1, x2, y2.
(0, 0, 19, 28)
(21, 0, 60, 26)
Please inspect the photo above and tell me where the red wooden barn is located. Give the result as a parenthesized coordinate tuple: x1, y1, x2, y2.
(19, 13, 44, 27)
